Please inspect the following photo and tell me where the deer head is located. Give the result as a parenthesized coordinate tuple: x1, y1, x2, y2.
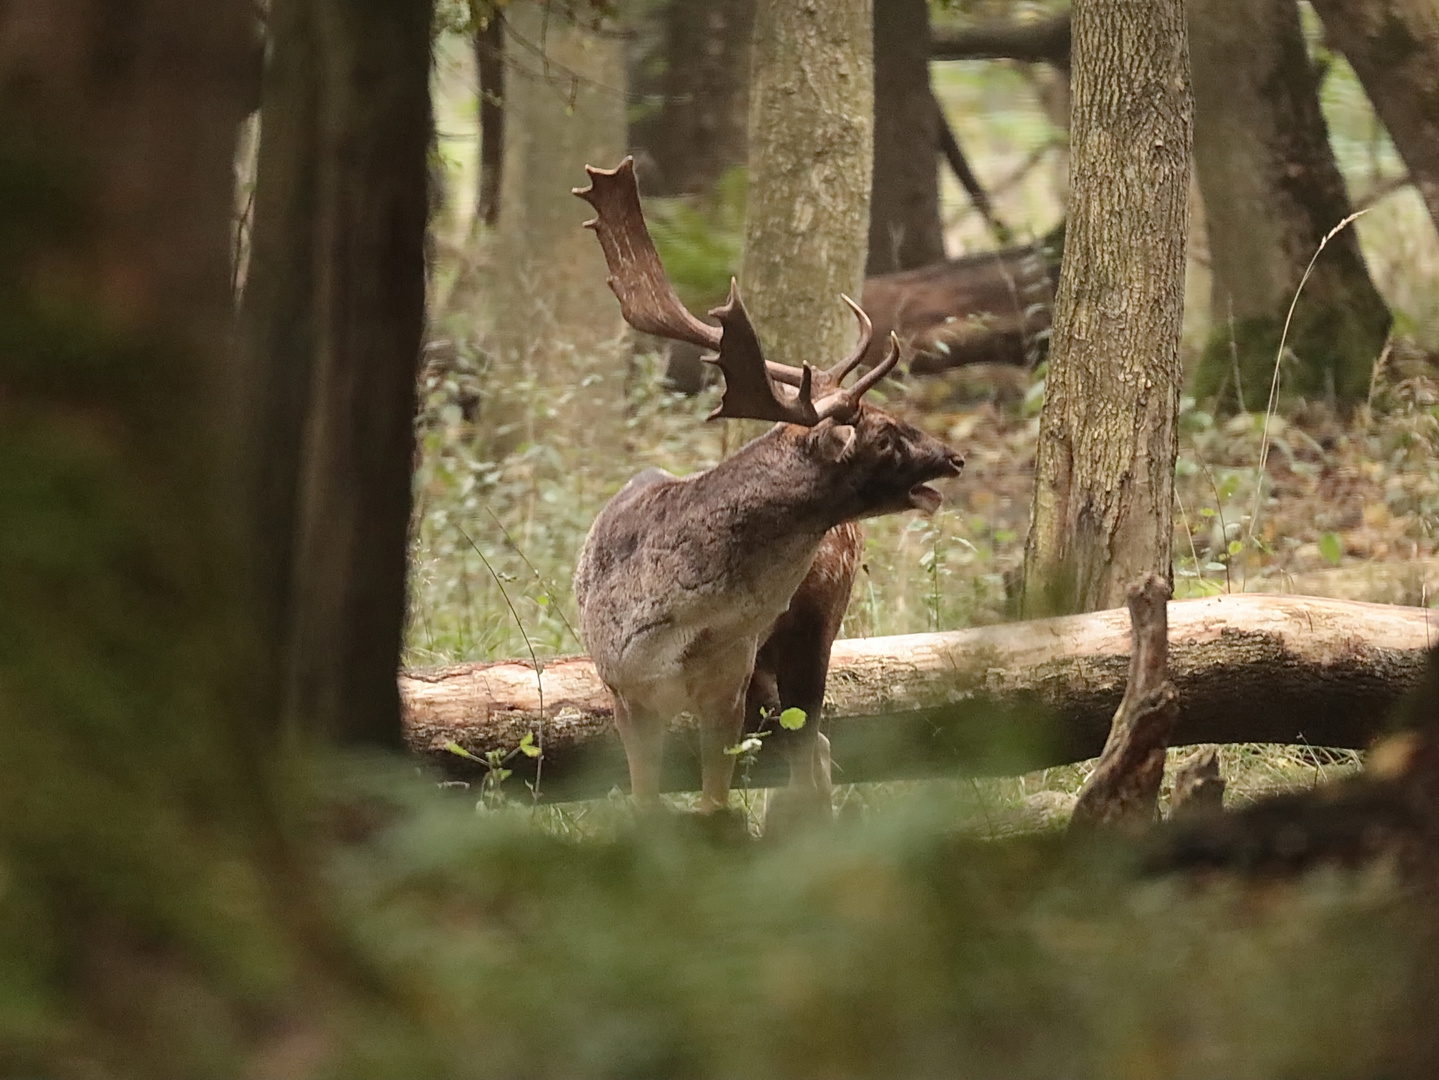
(573, 157, 963, 520)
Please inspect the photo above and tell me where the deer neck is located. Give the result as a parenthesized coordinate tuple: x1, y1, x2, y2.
(695, 425, 852, 534)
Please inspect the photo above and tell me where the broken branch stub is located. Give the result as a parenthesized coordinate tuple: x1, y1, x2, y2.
(1070, 575, 1180, 834)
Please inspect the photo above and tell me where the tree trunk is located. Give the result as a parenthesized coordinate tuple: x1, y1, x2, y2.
(1021, 0, 1192, 616)
(236, 0, 320, 716)
(1309, 0, 1439, 238)
(1188, 0, 1391, 411)
(628, 0, 754, 196)
(743, 0, 874, 369)
(475, 12, 504, 228)
(400, 595, 1433, 798)
(280, 0, 432, 748)
(868, 0, 945, 275)
(0, 0, 297, 1068)
(239, 0, 431, 748)
(492, 4, 627, 353)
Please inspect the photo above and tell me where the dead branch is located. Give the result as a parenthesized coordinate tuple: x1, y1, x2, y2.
(931, 14, 1072, 69)
(1071, 576, 1179, 833)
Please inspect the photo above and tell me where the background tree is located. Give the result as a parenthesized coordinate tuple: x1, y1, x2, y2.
(867, 0, 946, 275)
(742, 0, 874, 369)
(1021, 0, 1192, 616)
(628, 0, 754, 196)
(1309, 0, 1439, 238)
(1188, 0, 1390, 411)
(239, 0, 433, 747)
(492, 3, 626, 353)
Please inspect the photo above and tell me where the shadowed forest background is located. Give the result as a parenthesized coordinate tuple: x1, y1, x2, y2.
(4, 0, 1439, 1076)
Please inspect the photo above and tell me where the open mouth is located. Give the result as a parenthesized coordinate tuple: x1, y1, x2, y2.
(908, 483, 943, 514)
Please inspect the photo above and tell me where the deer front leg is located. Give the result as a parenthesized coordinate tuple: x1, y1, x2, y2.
(697, 690, 746, 814)
(612, 695, 666, 805)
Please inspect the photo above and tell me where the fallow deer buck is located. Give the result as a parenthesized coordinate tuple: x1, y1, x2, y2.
(573, 158, 964, 820)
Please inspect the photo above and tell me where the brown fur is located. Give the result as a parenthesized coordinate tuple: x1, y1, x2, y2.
(575, 407, 962, 815)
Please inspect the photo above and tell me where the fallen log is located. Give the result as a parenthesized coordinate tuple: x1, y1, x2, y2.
(401, 594, 1436, 800)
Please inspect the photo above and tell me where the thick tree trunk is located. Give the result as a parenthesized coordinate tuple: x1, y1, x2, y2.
(1021, 0, 1192, 616)
(279, 0, 432, 747)
(0, 0, 293, 1068)
(742, 0, 874, 369)
(1188, 0, 1391, 411)
(1309, 0, 1439, 239)
(400, 595, 1432, 798)
(868, 0, 945, 275)
(628, 0, 754, 196)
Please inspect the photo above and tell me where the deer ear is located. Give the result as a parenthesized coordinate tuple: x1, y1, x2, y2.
(812, 421, 857, 463)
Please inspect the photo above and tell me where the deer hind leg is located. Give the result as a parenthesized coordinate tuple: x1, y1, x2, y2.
(612, 695, 666, 805)
(758, 615, 841, 831)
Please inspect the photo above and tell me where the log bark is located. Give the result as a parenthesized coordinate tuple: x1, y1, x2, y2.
(401, 594, 1435, 798)
(1070, 576, 1179, 833)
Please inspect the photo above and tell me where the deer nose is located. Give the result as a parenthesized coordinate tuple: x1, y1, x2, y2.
(944, 450, 965, 476)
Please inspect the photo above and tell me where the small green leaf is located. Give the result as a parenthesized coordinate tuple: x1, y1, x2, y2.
(493, 767, 512, 782)
(1227, 539, 1244, 556)
(1319, 531, 1344, 566)
(1200, 507, 1216, 518)
(778, 707, 808, 731)
(444, 741, 481, 762)
(518, 731, 541, 758)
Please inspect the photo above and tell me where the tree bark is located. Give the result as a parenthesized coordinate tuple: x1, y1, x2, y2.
(236, 0, 320, 718)
(1309, 0, 1439, 239)
(627, 0, 754, 196)
(0, 0, 296, 1067)
(1189, 0, 1391, 411)
(400, 595, 1432, 798)
(868, 0, 945, 275)
(742, 0, 874, 369)
(1021, 0, 1192, 617)
(276, 0, 432, 747)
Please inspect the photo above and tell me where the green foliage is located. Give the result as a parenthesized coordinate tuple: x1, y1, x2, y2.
(644, 167, 747, 312)
(778, 707, 808, 731)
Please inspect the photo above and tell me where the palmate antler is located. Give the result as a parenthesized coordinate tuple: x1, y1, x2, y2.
(574, 157, 899, 425)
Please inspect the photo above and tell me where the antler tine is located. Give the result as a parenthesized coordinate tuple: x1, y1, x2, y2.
(763, 294, 874, 390)
(705, 280, 820, 426)
(573, 157, 721, 351)
(825, 295, 874, 385)
(814, 332, 902, 422)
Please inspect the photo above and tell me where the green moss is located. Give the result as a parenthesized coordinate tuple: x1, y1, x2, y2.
(1192, 292, 1390, 412)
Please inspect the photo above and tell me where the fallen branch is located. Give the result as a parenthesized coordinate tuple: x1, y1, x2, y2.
(1071, 576, 1178, 833)
(931, 14, 1071, 68)
(402, 594, 1436, 799)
